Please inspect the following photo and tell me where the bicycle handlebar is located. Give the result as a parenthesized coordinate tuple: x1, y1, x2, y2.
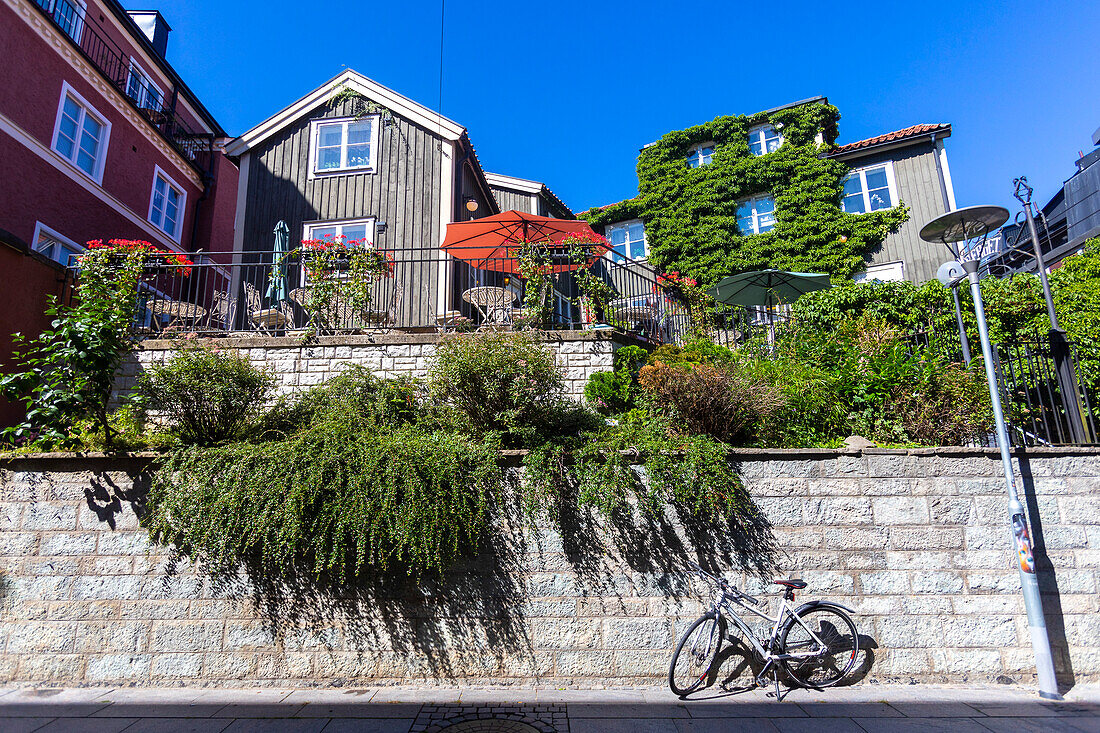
(687, 561, 759, 606)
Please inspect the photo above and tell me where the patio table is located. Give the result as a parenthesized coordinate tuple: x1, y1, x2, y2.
(462, 286, 514, 325)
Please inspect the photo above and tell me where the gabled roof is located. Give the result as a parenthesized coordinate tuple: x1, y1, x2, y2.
(225, 69, 466, 156)
(828, 123, 951, 157)
(484, 172, 573, 217)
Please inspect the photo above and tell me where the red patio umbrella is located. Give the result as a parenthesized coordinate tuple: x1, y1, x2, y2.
(441, 210, 608, 274)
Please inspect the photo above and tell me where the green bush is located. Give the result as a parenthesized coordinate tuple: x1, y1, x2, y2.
(427, 331, 569, 444)
(583, 345, 648, 415)
(138, 345, 273, 446)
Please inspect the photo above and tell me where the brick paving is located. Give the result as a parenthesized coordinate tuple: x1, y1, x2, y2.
(1, 684, 1098, 732)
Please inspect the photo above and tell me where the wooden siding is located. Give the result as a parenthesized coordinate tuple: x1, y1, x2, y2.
(846, 143, 950, 283)
(241, 97, 447, 327)
(489, 185, 537, 214)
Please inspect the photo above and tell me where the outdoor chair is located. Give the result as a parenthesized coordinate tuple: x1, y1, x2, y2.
(359, 278, 402, 330)
(205, 289, 238, 332)
(244, 281, 293, 334)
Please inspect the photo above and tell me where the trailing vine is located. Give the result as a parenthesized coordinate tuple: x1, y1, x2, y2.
(580, 101, 909, 285)
(327, 84, 410, 151)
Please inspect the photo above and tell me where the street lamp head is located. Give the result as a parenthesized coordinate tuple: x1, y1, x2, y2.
(919, 205, 1010, 260)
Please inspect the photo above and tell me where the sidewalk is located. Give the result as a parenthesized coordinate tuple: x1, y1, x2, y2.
(2, 683, 1098, 732)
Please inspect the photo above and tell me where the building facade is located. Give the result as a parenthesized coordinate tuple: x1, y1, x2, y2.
(580, 97, 958, 285)
(0, 0, 238, 426)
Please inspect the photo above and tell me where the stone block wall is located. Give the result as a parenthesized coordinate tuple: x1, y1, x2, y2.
(115, 331, 628, 405)
(0, 448, 1098, 688)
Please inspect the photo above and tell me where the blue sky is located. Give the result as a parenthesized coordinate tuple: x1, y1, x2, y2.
(158, 0, 1100, 218)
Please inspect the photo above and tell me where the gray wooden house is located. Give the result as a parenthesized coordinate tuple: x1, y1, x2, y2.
(223, 69, 514, 328)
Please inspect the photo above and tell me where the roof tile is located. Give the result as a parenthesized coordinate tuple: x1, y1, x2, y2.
(829, 124, 951, 155)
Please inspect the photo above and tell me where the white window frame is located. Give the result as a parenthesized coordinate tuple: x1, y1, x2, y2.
(47, 0, 86, 43)
(32, 222, 84, 267)
(855, 260, 905, 283)
(605, 219, 647, 262)
(308, 115, 381, 178)
(736, 195, 777, 235)
(686, 142, 716, 168)
(147, 164, 187, 242)
(301, 216, 378, 284)
(841, 162, 900, 214)
(51, 81, 111, 184)
(748, 124, 783, 156)
(126, 57, 164, 111)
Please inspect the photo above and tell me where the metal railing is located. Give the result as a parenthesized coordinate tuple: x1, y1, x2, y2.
(97, 248, 692, 343)
(31, 0, 214, 174)
(995, 340, 1099, 446)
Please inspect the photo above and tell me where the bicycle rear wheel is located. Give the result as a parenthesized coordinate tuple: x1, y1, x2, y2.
(778, 605, 859, 688)
(669, 613, 723, 696)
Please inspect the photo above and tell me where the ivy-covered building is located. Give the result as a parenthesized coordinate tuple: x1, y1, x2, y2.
(580, 97, 959, 285)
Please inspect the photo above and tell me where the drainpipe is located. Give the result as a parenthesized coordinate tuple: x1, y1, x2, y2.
(933, 131, 972, 365)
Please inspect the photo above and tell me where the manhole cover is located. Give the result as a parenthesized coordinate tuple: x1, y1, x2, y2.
(438, 722, 543, 733)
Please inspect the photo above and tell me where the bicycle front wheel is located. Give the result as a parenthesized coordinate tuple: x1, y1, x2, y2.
(669, 613, 723, 696)
(778, 605, 859, 688)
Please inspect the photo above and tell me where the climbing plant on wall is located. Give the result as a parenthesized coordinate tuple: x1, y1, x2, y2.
(580, 102, 909, 285)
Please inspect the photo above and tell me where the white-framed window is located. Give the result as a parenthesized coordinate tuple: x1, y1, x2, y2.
(46, 0, 86, 43)
(748, 124, 782, 156)
(841, 163, 898, 213)
(854, 260, 905, 283)
(309, 116, 380, 177)
(301, 217, 377, 284)
(32, 222, 84, 266)
(126, 58, 163, 111)
(147, 165, 186, 240)
(686, 143, 715, 168)
(736, 195, 776, 235)
(52, 82, 111, 183)
(606, 220, 647, 262)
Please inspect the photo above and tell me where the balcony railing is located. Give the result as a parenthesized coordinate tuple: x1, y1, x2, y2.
(32, 0, 215, 174)
(77, 247, 693, 344)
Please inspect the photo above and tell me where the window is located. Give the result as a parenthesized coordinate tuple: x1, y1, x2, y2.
(841, 164, 898, 213)
(126, 59, 163, 111)
(309, 116, 379, 176)
(686, 143, 715, 168)
(606, 220, 646, 262)
(148, 166, 186, 240)
(46, 0, 86, 43)
(736, 195, 776, 234)
(854, 260, 905, 283)
(301, 218, 377, 284)
(52, 82, 111, 183)
(748, 124, 782, 156)
(32, 222, 83, 266)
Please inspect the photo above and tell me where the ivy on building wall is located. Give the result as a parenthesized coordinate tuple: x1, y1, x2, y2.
(580, 102, 909, 284)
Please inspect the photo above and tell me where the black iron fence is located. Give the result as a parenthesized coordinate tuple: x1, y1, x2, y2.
(31, 0, 214, 173)
(103, 248, 692, 343)
(995, 341, 1099, 446)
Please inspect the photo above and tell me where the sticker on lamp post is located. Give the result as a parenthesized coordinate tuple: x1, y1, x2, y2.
(1012, 513, 1036, 574)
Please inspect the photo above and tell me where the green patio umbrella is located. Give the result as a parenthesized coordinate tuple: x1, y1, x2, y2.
(708, 268, 831, 345)
(265, 220, 290, 303)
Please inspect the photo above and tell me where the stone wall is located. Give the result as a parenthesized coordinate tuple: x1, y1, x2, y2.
(115, 331, 629, 405)
(0, 448, 1098, 688)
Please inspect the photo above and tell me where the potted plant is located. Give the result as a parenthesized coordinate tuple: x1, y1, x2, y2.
(87, 239, 193, 276)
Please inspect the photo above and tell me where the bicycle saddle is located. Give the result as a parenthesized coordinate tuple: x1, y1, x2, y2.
(772, 579, 807, 589)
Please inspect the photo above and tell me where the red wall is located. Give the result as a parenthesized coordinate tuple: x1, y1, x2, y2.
(0, 239, 71, 429)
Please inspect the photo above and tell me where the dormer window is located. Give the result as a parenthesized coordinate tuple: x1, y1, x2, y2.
(309, 115, 379, 177)
(748, 124, 782, 156)
(686, 143, 715, 168)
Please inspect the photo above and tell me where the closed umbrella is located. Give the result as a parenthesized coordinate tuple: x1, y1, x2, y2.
(265, 220, 290, 303)
(708, 269, 831, 345)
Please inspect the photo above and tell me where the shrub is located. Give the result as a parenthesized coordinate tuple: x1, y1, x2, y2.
(427, 331, 566, 443)
(138, 345, 273, 446)
(583, 345, 648, 415)
(637, 361, 783, 445)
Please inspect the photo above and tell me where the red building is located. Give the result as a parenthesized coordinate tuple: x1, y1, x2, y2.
(0, 0, 239, 426)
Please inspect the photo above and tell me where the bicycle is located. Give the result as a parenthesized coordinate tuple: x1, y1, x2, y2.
(668, 562, 860, 700)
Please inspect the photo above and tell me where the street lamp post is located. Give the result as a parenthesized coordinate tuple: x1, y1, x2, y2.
(920, 206, 1062, 701)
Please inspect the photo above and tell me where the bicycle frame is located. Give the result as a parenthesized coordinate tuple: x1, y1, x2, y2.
(712, 591, 828, 664)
